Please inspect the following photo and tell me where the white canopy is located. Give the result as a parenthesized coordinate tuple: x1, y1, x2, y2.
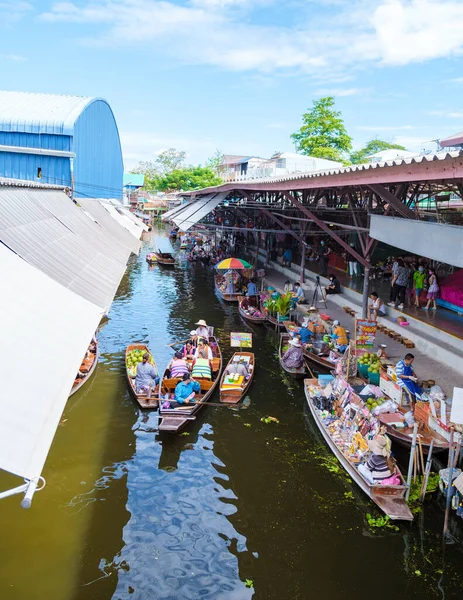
(174, 192, 228, 231)
(0, 243, 103, 484)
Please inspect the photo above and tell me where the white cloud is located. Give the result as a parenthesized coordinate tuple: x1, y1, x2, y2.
(445, 77, 463, 83)
(0, 0, 33, 23)
(430, 110, 463, 119)
(39, 1, 463, 75)
(0, 53, 27, 61)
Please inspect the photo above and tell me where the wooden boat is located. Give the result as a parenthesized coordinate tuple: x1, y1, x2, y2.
(376, 405, 449, 454)
(215, 275, 241, 302)
(219, 352, 255, 404)
(303, 345, 336, 371)
(238, 296, 265, 324)
(158, 336, 223, 432)
(154, 238, 176, 266)
(69, 338, 98, 396)
(125, 344, 159, 409)
(278, 333, 306, 378)
(154, 251, 175, 266)
(304, 379, 413, 521)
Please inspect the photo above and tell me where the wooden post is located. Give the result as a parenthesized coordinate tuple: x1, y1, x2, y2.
(405, 423, 418, 501)
(300, 243, 306, 284)
(419, 440, 434, 502)
(443, 428, 455, 538)
(362, 264, 370, 319)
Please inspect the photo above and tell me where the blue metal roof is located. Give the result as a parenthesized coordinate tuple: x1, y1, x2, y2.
(0, 90, 103, 135)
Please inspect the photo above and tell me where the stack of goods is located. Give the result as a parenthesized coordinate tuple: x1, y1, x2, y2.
(357, 352, 382, 384)
(126, 349, 153, 378)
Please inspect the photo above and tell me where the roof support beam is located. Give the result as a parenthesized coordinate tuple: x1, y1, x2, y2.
(368, 184, 416, 219)
(259, 207, 306, 246)
(281, 190, 371, 268)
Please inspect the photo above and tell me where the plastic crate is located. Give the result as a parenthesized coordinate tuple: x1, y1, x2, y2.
(368, 370, 380, 385)
(358, 362, 369, 377)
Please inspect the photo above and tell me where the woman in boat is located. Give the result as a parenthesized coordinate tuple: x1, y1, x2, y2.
(225, 356, 249, 378)
(282, 338, 304, 370)
(195, 319, 209, 341)
(182, 340, 196, 359)
(298, 320, 313, 346)
(170, 351, 190, 378)
(135, 353, 159, 396)
(358, 435, 394, 483)
(330, 320, 348, 352)
(194, 339, 213, 360)
(191, 346, 212, 380)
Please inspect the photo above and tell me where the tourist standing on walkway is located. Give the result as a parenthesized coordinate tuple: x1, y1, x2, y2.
(412, 266, 427, 308)
(319, 241, 329, 276)
(388, 259, 409, 310)
(347, 244, 359, 277)
(283, 247, 292, 268)
(424, 270, 439, 310)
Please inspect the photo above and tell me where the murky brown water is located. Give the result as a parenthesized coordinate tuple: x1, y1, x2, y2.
(0, 229, 462, 600)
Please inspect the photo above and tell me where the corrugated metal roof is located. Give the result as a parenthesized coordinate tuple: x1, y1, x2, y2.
(440, 131, 463, 147)
(183, 150, 463, 194)
(0, 90, 98, 135)
(0, 188, 132, 310)
(0, 241, 103, 483)
(162, 199, 197, 221)
(0, 176, 63, 189)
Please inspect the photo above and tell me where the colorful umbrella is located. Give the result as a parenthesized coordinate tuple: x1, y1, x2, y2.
(215, 257, 252, 270)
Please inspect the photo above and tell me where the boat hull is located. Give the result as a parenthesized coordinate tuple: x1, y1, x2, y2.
(125, 344, 159, 409)
(69, 340, 99, 397)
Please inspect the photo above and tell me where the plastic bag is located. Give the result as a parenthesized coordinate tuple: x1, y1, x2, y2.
(403, 410, 415, 425)
(372, 400, 398, 416)
(429, 385, 445, 402)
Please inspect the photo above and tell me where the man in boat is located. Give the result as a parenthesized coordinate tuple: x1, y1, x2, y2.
(170, 351, 190, 378)
(282, 338, 304, 370)
(330, 320, 348, 352)
(195, 319, 210, 341)
(395, 353, 422, 407)
(135, 353, 159, 396)
(173, 373, 201, 405)
(246, 279, 258, 297)
(224, 355, 250, 378)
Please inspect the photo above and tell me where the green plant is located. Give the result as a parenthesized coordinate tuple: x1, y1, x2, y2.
(366, 513, 399, 531)
(274, 292, 292, 317)
(244, 579, 253, 588)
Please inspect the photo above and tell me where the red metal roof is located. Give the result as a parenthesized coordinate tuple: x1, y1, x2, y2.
(440, 131, 463, 147)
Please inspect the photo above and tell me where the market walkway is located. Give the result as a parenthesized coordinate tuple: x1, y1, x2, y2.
(261, 266, 461, 398)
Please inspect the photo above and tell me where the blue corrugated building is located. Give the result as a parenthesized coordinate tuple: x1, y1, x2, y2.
(0, 90, 123, 199)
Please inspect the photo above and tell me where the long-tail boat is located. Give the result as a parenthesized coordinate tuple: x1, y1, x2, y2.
(125, 343, 159, 409)
(219, 352, 255, 404)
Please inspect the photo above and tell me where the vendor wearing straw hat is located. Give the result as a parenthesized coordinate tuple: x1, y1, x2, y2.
(195, 319, 210, 341)
(282, 338, 304, 370)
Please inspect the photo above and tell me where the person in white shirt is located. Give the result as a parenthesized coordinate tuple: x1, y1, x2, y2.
(294, 282, 306, 304)
(194, 339, 213, 360)
(195, 319, 210, 340)
(368, 292, 386, 321)
(283, 280, 294, 294)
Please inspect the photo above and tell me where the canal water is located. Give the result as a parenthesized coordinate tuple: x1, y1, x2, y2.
(0, 231, 462, 600)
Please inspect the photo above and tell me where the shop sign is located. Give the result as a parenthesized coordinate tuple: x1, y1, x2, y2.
(355, 319, 377, 350)
(379, 371, 403, 404)
(230, 332, 252, 348)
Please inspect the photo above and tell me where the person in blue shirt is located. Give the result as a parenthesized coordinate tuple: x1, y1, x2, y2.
(173, 373, 201, 405)
(298, 321, 313, 345)
(283, 248, 292, 267)
(247, 279, 258, 296)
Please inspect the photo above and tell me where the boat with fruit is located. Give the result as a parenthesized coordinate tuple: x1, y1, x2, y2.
(69, 338, 98, 396)
(219, 352, 255, 404)
(158, 336, 222, 432)
(125, 344, 159, 409)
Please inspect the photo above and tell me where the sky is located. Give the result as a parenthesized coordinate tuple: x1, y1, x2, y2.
(1, 0, 463, 170)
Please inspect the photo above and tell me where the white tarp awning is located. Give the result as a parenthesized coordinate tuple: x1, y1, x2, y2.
(370, 215, 463, 268)
(162, 199, 196, 221)
(0, 188, 133, 310)
(101, 203, 145, 240)
(120, 206, 149, 232)
(0, 243, 103, 483)
(175, 192, 228, 231)
(77, 197, 141, 255)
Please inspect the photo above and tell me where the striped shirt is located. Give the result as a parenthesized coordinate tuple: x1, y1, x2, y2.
(395, 359, 412, 387)
(192, 358, 212, 380)
(170, 359, 190, 378)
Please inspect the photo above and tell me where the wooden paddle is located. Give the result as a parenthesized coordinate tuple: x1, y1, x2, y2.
(165, 338, 190, 348)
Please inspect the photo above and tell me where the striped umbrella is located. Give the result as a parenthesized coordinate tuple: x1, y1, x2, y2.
(215, 257, 253, 270)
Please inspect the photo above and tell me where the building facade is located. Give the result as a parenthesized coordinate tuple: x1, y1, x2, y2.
(0, 90, 123, 199)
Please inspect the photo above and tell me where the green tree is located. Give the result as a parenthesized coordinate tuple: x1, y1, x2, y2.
(155, 148, 186, 175)
(205, 149, 225, 172)
(349, 139, 407, 164)
(155, 166, 222, 192)
(291, 96, 352, 163)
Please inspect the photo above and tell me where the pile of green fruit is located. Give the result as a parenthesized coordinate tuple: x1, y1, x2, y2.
(126, 349, 153, 378)
(365, 397, 384, 412)
(358, 352, 382, 373)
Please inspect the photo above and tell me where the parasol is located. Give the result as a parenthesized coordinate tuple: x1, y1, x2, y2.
(215, 257, 252, 270)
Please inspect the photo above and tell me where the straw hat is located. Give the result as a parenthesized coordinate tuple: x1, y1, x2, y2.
(368, 435, 389, 457)
(309, 306, 318, 312)
(196, 319, 208, 327)
(289, 338, 302, 348)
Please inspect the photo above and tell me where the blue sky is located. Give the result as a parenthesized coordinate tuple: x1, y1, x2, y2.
(1, 0, 463, 169)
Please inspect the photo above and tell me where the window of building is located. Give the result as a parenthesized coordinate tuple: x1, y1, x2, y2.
(276, 158, 286, 168)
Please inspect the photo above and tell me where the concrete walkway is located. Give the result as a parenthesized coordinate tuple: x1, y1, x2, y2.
(260, 265, 462, 398)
